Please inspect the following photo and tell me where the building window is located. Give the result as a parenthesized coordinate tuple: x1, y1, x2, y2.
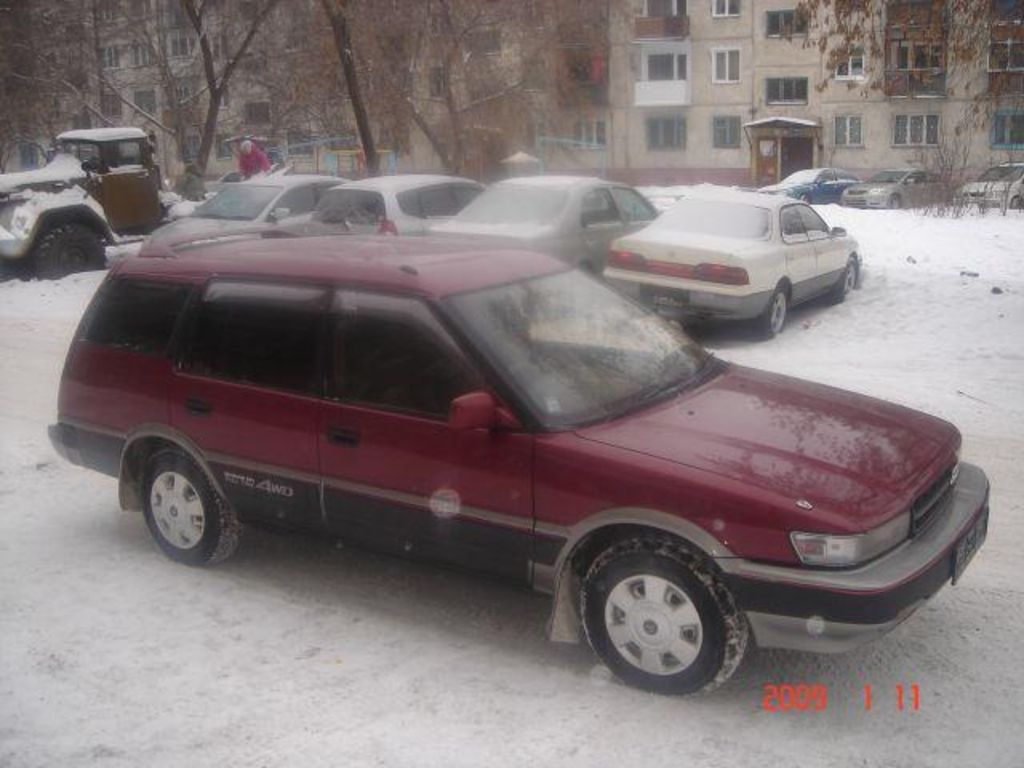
(834, 115, 863, 146)
(96, 0, 119, 22)
(712, 48, 740, 83)
(766, 77, 807, 103)
(130, 43, 155, 67)
(893, 114, 939, 146)
(166, 2, 187, 27)
(766, 10, 806, 37)
(712, 116, 741, 148)
(18, 142, 40, 169)
(245, 101, 271, 124)
(989, 40, 1024, 71)
(168, 32, 195, 58)
(648, 52, 687, 81)
(129, 0, 151, 17)
(647, 0, 684, 15)
(574, 119, 607, 147)
(133, 88, 157, 114)
(469, 28, 501, 56)
(175, 80, 194, 103)
(893, 41, 943, 70)
(646, 115, 686, 150)
(836, 48, 865, 79)
(428, 66, 447, 97)
(98, 45, 120, 69)
(712, 0, 740, 17)
(992, 111, 1024, 148)
(101, 91, 123, 117)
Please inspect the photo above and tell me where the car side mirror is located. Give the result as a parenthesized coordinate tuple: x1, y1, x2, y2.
(449, 391, 519, 431)
(268, 206, 291, 222)
(830, 226, 847, 238)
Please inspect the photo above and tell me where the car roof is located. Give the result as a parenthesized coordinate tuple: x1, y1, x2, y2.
(239, 174, 344, 188)
(334, 174, 481, 193)
(120, 235, 567, 298)
(57, 127, 148, 142)
(680, 186, 800, 211)
(494, 175, 611, 190)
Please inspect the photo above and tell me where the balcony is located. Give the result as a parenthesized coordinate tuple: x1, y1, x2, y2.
(634, 79, 691, 107)
(885, 68, 946, 97)
(634, 15, 689, 40)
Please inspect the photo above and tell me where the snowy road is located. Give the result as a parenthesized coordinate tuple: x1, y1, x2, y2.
(1, 208, 1023, 767)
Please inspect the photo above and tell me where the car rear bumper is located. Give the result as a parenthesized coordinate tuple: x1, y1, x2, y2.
(719, 462, 989, 653)
(607, 276, 772, 322)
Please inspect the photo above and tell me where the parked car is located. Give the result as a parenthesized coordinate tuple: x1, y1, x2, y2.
(759, 168, 860, 204)
(957, 162, 1024, 210)
(431, 175, 658, 272)
(204, 170, 243, 195)
(605, 189, 860, 338)
(0, 127, 165, 278)
(306, 174, 484, 235)
(49, 235, 989, 696)
(841, 169, 940, 209)
(146, 174, 344, 244)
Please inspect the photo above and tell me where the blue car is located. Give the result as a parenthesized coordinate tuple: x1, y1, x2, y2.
(759, 168, 860, 204)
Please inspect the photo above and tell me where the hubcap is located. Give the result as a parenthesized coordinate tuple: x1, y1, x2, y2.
(604, 574, 703, 676)
(844, 264, 856, 292)
(769, 293, 787, 334)
(150, 471, 205, 550)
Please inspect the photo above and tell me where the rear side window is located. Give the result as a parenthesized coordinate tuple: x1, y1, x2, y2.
(418, 185, 463, 217)
(780, 206, 808, 242)
(314, 189, 385, 225)
(181, 282, 327, 395)
(84, 279, 190, 356)
(609, 187, 657, 223)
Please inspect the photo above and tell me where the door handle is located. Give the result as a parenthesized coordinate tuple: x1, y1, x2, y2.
(326, 426, 360, 447)
(185, 397, 213, 416)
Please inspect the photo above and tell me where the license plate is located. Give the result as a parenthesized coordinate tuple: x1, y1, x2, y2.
(648, 290, 689, 310)
(952, 507, 988, 584)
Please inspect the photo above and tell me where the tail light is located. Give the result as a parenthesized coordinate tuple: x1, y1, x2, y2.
(608, 250, 749, 286)
(378, 217, 398, 236)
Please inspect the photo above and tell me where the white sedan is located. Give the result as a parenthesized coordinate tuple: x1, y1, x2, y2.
(604, 189, 860, 338)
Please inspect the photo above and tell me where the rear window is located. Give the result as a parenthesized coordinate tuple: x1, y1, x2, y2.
(181, 282, 328, 395)
(653, 199, 771, 240)
(84, 279, 190, 356)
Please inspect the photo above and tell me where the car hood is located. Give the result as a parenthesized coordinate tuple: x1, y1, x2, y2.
(575, 364, 958, 529)
(147, 215, 269, 244)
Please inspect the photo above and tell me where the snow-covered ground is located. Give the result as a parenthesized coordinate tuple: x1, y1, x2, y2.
(1, 206, 1023, 767)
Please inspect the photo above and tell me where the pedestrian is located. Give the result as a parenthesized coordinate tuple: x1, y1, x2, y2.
(237, 139, 271, 179)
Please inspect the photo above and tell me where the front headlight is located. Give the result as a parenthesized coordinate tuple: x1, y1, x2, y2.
(791, 513, 910, 567)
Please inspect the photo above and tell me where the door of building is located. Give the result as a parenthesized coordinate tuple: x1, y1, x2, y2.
(780, 137, 814, 180)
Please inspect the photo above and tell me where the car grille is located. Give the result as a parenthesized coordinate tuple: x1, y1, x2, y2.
(910, 465, 955, 537)
(844, 198, 868, 208)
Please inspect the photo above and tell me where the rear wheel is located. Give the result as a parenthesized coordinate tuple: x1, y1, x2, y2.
(828, 257, 858, 304)
(888, 194, 903, 210)
(143, 449, 240, 566)
(756, 287, 788, 339)
(32, 223, 105, 279)
(1009, 195, 1023, 211)
(581, 536, 748, 696)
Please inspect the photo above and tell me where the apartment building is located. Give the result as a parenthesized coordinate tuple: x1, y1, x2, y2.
(548, 0, 1023, 185)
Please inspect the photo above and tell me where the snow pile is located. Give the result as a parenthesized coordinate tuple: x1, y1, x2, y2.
(0, 153, 85, 195)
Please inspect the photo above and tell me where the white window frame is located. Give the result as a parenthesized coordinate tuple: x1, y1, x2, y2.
(835, 49, 866, 80)
(645, 50, 688, 82)
(893, 114, 940, 147)
(574, 118, 608, 147)
(168, 32, 195, 59)
(645, 0, 684, 16)
(711, 47, 740, 84)
(712, 115, 742, 148)
(834, 115, 863, 147)
(99, 45, 120, 70)
(766, 76, 807, 104)
(988, 40, 1024, 72)
(711, 0, 740, 18)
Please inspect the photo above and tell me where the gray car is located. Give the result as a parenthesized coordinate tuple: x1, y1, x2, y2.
(148, 174, 344, 244)
(841, 169, 939, 209)
(429, 175, 658, 271)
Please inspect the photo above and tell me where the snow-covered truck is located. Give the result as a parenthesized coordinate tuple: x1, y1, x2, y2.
(0, 127, 165, 279)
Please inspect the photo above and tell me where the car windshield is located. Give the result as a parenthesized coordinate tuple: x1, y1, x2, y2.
(779, 169, 821, 186)
(451, 186, 568, 226)
(979, 165, 1024, 182)
(193, 185, 280, 221)
(650, 199, 770, 240)
(867, 171, 908, 183)
(444, 270, 710, 429)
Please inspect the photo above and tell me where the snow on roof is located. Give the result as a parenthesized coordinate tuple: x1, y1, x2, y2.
(0, 153, 85, 195)
(56, 127, 149, 142)
(663, 183, 795, 210)
(501, 151, 541, 164)
(240, 173, 345, 188)
(496, 174, 607, 189)
(337, 174, 479, 193)
(743, 117, 819, 128)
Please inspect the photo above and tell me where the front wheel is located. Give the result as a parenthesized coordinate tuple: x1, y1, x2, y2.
(581, 536, 748, 696)
(32, 223, 105, 279)
(143, 449, 240, 566)
(1009, 195, 1023, 211)
(888, 194, 902, 210)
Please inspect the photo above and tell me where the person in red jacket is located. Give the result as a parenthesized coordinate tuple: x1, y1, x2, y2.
(237, 139, 271, 179)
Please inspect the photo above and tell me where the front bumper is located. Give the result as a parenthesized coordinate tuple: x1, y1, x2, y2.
(842, 194, 890, 209)
(719, 462, 990, 653)
(608, 276, 773, 322)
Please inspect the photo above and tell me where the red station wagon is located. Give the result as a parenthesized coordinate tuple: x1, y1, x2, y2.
(49, 236, 990, 695)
